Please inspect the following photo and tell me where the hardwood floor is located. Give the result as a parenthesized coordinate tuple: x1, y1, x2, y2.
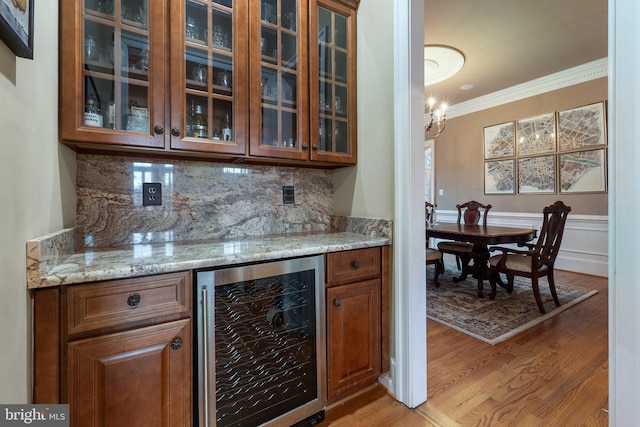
(320, 270, 608, 426)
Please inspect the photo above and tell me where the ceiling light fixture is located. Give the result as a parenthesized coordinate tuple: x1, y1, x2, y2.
(425, 97, 447, 139)
(424, 45, 465, 138)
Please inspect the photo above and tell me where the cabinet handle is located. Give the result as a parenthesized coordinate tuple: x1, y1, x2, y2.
(333, 299, 341, 307)
(127, 293, 141, 307)
(312, 144, 319, 150)
(302, 143, 309, 150)
(171, 337, 183, 350)
(352, 261, 360, 269)
(171, 127, 181, 137)
(154, 125, 164, 135)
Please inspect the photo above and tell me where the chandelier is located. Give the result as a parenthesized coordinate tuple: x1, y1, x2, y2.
(424, 97, 447, 138)
(424, 45, 464, 139)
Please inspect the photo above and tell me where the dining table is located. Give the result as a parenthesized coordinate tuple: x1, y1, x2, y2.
(426, 222, 537, 297)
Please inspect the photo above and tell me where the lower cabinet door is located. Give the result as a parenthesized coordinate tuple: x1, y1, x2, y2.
(67, 319, 191, 427)
(326, 278, 381, 400)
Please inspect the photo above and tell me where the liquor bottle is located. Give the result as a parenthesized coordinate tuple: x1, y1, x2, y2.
(84, 94, 103, 127)
(212, 127, 220, 140)
(192, 104, 208, 138)
(221, 111, 232, 141)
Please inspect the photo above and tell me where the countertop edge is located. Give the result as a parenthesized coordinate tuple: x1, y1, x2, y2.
(27, 233, 391, 289)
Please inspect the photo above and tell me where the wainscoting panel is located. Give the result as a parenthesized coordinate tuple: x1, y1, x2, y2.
(433, 210, 608, 277)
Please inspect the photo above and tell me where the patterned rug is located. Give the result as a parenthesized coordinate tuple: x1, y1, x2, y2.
(427, 261, 598, 345)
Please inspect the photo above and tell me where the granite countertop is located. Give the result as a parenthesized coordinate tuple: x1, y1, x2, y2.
(26, 230, 391, 289)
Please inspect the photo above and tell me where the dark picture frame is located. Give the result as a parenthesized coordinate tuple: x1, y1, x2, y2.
(0, 0, 34, 59)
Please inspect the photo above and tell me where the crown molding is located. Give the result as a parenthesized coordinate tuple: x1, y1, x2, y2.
(447, 58, 608, 119)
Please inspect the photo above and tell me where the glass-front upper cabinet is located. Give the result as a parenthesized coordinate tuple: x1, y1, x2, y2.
(170, 0, 248, 155)
(309, 0, 357, 164)
(60, 0, 166, 148)
(249, 0, 309, 160)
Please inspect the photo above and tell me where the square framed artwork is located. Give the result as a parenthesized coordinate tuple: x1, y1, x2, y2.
(559, 148, 607, 193)
(517, 154, 556, 194)
(516, 113, 556, 156)
(485, 159, 515, 194)
(558, 101, 607, 152)
(0, 0, 33, 59)
(484, 121, 515, 159)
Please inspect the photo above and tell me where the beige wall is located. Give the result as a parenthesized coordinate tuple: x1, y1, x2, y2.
(434, 77, 608, 215)
(0, 3, 75, 402)
(332, 0, 395, 220)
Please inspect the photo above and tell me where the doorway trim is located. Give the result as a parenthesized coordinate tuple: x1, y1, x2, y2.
(391, 0, 427, 407)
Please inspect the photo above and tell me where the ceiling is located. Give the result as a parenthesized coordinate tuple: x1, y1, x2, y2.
(424, 0, 608, 106)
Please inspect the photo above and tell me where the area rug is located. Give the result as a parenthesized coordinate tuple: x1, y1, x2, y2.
(427, 261, 598, 345)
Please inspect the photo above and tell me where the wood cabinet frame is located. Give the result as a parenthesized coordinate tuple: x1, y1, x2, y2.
(59, 0, 359, 167)
(325, 245, 390, 403)
(32, 272, 192, 426)
(309, 0, 358, 165)
(168, 1, 249, 156)
(59, 0, 168, 149)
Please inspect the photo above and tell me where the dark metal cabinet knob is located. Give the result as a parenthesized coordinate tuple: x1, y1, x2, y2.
(154, 125, 164, 135)
(312, 144, 319, 150)
(171, 127, 181, 137)
(127, 294, 141, 307)
(333, 299, 341, 307)
(352, 261, 360, 269)
(302, 143, 309, 150)
(171, 338, 183, 350)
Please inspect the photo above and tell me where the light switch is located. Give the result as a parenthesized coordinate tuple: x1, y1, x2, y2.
(438, 189, 444, 196)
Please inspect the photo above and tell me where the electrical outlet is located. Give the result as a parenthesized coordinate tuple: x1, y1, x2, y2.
(143, 182, 162, 206)
(283, 186, 294, 204)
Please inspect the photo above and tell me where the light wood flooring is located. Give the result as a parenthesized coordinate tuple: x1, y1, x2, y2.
(320, 270, 608, 426)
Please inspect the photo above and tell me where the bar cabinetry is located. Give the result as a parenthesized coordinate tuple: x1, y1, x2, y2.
(59, 0, 358, 166)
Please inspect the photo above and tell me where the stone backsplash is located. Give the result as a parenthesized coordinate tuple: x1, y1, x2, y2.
(76, 154, 334, 248)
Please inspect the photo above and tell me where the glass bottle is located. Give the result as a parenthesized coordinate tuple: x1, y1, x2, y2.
(212, 127, 220, 141)
(221, 112, 232, 141)
(192, 104, 208, 138)
(105, 91, 116, 129)
(84, 94, 103, 127)
(185, 100, 195, 137)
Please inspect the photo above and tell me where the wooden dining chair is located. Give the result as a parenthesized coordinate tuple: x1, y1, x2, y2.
(487, 201, 571, 313)
(437, 200, 492, 282)
(425, 202, 444, 284)
(425, 201, 436, 225)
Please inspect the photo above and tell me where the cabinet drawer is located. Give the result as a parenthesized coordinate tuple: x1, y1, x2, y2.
(67, 271, 191, 336)
(326, 247, 381, 286)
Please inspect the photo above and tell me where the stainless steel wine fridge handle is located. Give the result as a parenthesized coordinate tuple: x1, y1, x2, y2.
(201, 288, 210, 427)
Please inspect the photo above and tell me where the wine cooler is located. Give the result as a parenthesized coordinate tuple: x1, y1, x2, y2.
(195, 255, 326, 426)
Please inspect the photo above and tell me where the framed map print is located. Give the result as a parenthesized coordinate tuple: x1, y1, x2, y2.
(558, 102, 607, 152)
(516, 113, 556, 156)
(559, 148, 607, 193)
(485, 159, 515, 194)
(484, 121, 515, 159)
(517, 154, 556, 194)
